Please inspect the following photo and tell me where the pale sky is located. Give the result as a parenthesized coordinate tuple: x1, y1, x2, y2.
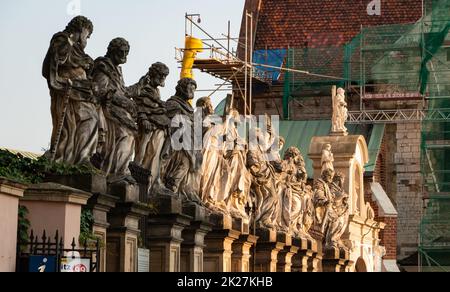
(0, 0, 244, 153)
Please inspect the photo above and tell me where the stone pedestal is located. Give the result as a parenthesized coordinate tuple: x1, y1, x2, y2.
(232, 234, 258, 272)
(0, 179, 26, 272)
(204, 214, 241, 272)
(291, 238, 321, 272)
(322, 247, 352, 272)
(108, 181, 139, 203)
(21, 183, 92, 249)
(44, 173, 107, 195)
(87, 193, 118, 272)
(107, 202, 150, 272)
(276, 233, 297, 272)
(253, 229, 285, 272)
(180, 204, 212, 272)
(147, 195, 191, 272)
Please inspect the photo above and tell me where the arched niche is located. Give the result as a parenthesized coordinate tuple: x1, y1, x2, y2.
(355, 257, 368, 272)
(309, 135, 369, 217)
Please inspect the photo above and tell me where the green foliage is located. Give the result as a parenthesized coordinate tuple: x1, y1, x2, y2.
(0, 149, 96, 184)
(17, 206, 30, 246)
(79, 208, 103, 248)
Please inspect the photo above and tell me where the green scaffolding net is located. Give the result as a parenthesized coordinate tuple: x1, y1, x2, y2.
(274, 0, 450, 269)
(419, 0, 450, 272)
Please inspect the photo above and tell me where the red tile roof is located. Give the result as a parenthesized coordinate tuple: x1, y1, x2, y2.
(254, 0, 423, 50)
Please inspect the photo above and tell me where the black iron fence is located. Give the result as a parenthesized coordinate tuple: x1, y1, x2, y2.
(16, 230, 101, 273)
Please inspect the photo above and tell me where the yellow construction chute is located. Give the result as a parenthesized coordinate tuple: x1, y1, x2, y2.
(180, 36, 203, 79)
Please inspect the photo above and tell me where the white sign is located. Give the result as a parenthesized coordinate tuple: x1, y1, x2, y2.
(367, 0, 381, 16)
(138, 249, 150, 272)
(60, 258, 91, 273)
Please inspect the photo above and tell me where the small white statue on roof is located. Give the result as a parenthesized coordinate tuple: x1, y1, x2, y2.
(331, 86, 348, 136)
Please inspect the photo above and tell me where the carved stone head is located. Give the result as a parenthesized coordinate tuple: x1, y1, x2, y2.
(106, 38, 130, 66)
(333, 171, 345, 188)
(196, 96, 214, 116)
(322, 169, 335, 183)
(176, 78, 197, 102)
(148, 62, 170, 88)
(284, 146, 300, 161)
(64, 16, 93, 49)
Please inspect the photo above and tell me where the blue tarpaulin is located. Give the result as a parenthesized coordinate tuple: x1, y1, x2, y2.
(253, 49, 287, 81)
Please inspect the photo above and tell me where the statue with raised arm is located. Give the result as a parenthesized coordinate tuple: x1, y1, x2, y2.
(163, 78, 202, 203)
(134, 62, 171, 189)
(91, 38, 144, 184)
(331, 87, 348, 135)
(42, 16, 101, 165)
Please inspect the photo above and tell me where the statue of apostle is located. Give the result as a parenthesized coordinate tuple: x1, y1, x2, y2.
(134, 62, 171, 189)
(91, 37, 145, 184)
(42, 16, 102, 165)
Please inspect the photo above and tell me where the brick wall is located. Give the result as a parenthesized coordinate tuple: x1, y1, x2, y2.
(395, 122, 423, 259)
(364, 183, 397, 260)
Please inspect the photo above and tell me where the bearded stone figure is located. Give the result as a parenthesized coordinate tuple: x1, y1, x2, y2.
(42, 16, 101, 165)
(92, 38, 144, 184)
(163, 78, 202, 204)
(279, 147, 314, 239)
(248, 128, 279, 230)
(313, 168, 350, 250)
(325, 172, 350, 249)
(134, 62, 171, 189)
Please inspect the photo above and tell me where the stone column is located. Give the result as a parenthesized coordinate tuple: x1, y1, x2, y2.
(253, 229, 285, 272)
(232, 234, 258, 272)
(180, 204, 212, 272)
(87, 193, 118, 272)
(21, 183, 92, 249)
(292, 238, 321, 272)
(0, 179, 26, 272)
(147, 195, 191, 272)
(277, 233, 297, 272)
(322, 247, 351, 272)
(204, 214, 241, 272)
(107, 202, 150, 272)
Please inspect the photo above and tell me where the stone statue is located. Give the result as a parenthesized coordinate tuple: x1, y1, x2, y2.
(248, 128, 279, 230)
(313, 169, 349, 250)
(331, 87, 348, 135)
(280, 147, 314, 239)
(325, 172, 350, 249)
(91, 38, 144, 184)
(134, 62, 171, 189)
(199, 97, 228, 213)
(163, 78, 202, 203)
(42, 16, 102, 165)
(224, 109, 252, 221)
(321, 144, 334, 174)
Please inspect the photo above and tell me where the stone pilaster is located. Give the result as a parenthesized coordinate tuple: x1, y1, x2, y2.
(180, 203, 212, 272)
(107, 202, 150, 272)
(147, 195, 191, 272)
(276, 233, 298, 272)
(253, 229, 285, 272)
(232, 234, 258, 272)
(204, 214, 241, 272)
